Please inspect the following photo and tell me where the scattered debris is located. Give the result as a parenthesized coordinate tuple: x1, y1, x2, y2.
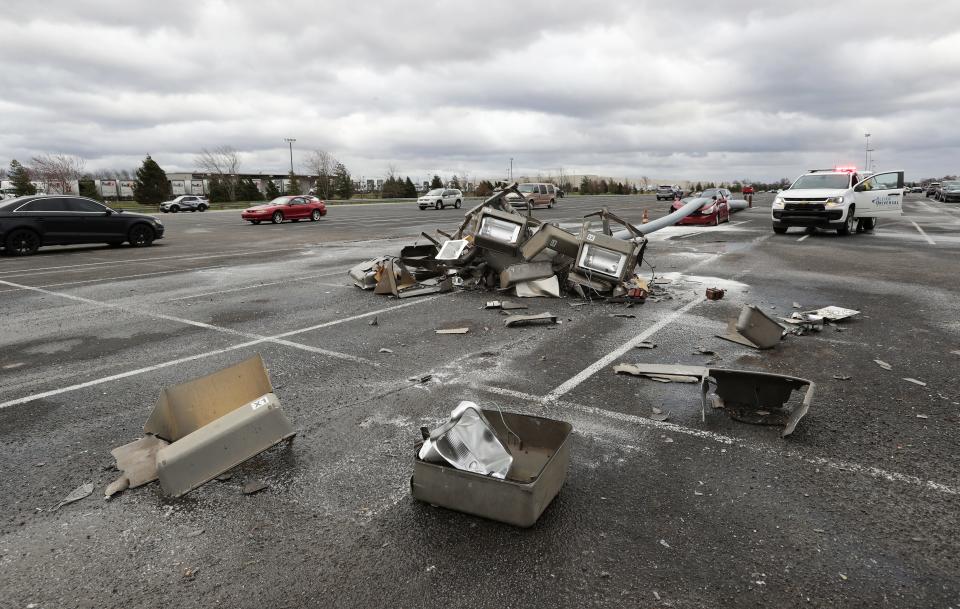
(106, 355, 296, 499)
(54, 483, 94, 510)
(951, 350, 960, 356)
(694, 346, 715, 355)
(916, 414, 929, 419)
(182, 566, 199, 579)
(435, 327, 470, 334)
(705, 287, 725, 300)
(874, 359, 893, 371)
(409, 374, 432, 383)
(635, 341, 657, 349)
(504, 312, 558, 327)
(242, 480, 269, 495)
(781, 312, 824, 335)
(792, 302, 801, 309)
(412, 403, 573, 527)
(804, 306, 859, 321)
(368, 316, 378, 326)
(609, 313, 636, 318)
(903, 378, 927, 387)
(833, 374, 851, 381)
(514, 276, 561, 298)
(653, 591, 661, 601)
(104, 477, 129, 498)
(186, 529, 205, 538)
(659, 539, 671, 549)
(615, 364, 814, 437)
(717, 305, 784, 350)
(650, 407, 670, 422)
(378, 348, 394, 353)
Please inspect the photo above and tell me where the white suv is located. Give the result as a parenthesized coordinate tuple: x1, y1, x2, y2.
(160, 195, 210, 213)
(418, 188, 462, 210)
(772, 168, 903, 235)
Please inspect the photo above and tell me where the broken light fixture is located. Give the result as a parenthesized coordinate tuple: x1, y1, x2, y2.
(418, 401, 513, 479)
(474, 208, 528, 255)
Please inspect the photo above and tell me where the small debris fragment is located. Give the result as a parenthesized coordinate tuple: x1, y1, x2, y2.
(215, 473, 233, 482)
(54, 483, 94, 510)
(104, 476, 129, 498)
(242, 480, 268, 495)
(635, 341, 657, 349)
(484, 301, 502, 309)
(609, 313, 636, 318)
(902, 378, 927, 387)
(653, 591, 661, 601)
(874, 359, 892, 371)
(951, 350, 960, 356)
(839, 573, 848, 581)
(916, 414, 929, 419)
(504, 312, 558, 327)
(186, 529, 205, 538)
(436, 327, 470, 334)
(409, 374, 432, 383)
(651, 410, 670, 422)
(378, 348, 393, 353)
(368, 316, 378, 326)
(182, 566, 199, 578)
(705, 287, 724, 300)
(833, 374, 851, 381)
(426, 565, 436, 573)
(659, 539, 671, 548)
(694, 346, 715, 355)
(662, 436, 674, 443)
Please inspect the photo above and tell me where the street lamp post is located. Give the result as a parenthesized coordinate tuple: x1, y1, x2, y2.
(284, 138, 296, 174)
(864, 133, 872, 170)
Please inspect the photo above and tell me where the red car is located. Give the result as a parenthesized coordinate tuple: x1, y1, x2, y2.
(670, 188, 731, 226)
(742, 185, 754, 195)
(242, 196, 327, 225)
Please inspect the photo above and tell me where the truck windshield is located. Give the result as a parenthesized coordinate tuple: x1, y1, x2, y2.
(789, 174, 850, 190)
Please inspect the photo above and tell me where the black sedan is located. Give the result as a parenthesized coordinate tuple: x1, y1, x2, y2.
(0, 195, 165, 256)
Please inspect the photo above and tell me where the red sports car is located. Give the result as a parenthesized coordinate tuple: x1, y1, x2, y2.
(241, 196, 327, 225)
(669, 188, 731, 226)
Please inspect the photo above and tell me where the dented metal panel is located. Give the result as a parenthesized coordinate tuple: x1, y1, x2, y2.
(156, 393, 295, 497)
(499, 261, 554, 288)
(520, 223, 581, 260)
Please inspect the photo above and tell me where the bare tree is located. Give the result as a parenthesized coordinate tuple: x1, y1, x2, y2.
(302, 149, 338, 199)
(31, 153, 86, 194)
(195, 146, 241, 200)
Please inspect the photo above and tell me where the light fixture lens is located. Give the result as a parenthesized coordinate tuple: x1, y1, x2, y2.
(478, 217, 521, 244)
(579, 244, 626, 277)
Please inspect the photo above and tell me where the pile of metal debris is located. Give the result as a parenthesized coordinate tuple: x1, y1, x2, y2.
(349, 184, 660, 301)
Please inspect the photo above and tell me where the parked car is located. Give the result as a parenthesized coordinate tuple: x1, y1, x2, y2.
(160, 195, 209, 213)
(0, 195, 164, 256)
(669, 188, 731, 226)
(742, 185, 755, 195)
(938, 181, 960, 202)
(241, 195, 327, 225)
(555, 184, 565, 198)
(656, 185, 683, 200)
(505, 183, 557, 208)
(926, 182, 940, 197)
(417, 189, 462, 210)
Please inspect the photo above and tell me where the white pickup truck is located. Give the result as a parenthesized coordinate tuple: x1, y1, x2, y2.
(772, 167, 903, 235)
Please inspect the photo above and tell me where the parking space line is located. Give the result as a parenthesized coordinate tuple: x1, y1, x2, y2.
(161, 268, 351, 302)
(910, 221, 936, 245)
(0, 296, 440, 410)
(0, 265, 229, 293)
(0, 246, 311, 279)
(0, 277, 373, 365)
(476, 385, 958, 496)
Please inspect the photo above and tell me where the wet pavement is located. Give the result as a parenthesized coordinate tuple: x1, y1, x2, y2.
(1, 194, 958, 608)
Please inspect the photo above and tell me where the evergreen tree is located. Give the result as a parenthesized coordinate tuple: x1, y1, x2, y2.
(579, 176, 591, 195)
(450, 175, 461, 189)
(476, 180, 494, 197)
(133, 155, 170, 204)
(207, 177, 231, 203)
(333, 163, 353, 199)
(265, 178, 280, 199)
(286, 172, 301, 195)
(430, 175, 443, 189)
(404, 177, 417, 198)
(9, 159, 36, 196)
(79, 178, 102, 201)
(599, 179, 609, 193)
(238, 178, 263, 201)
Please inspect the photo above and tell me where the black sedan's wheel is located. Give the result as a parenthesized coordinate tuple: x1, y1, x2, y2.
(311, 209, 321, 221)
(5, 229, 41, 256)
(128, 224, 155, 247)
(272, 211, 284, 224)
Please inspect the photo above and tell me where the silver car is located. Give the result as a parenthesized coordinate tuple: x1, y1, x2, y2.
(160, 195, 210, 213)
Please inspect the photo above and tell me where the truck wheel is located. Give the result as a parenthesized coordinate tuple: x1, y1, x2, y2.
(837, 208, 856, 236)
(772, 225, 788, 235)
(859, 218, 876, 231)
(548, 199, 555, 208)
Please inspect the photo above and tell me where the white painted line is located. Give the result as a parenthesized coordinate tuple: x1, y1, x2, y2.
(797, 234, 810, 242)
(0, 277, 372, 366)
(0, 246, 309, 279)
(544, 296, 705, 401)
(476, 385, 959, 496)
(161, 268, 350, 302)
(0, 295, 440, 410)
(0, 265, 229, 293)
(910, 221, 936, 245)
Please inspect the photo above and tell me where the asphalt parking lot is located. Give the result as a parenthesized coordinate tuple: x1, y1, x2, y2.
(2, 193, 959, 608)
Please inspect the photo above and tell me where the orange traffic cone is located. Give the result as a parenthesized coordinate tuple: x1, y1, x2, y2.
(642, 209, 649, 224)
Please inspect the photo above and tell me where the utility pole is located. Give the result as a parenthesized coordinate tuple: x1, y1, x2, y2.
(864, 133, 872, 171)
(509, 157, 513, 182)
(284, 138, 296, 174)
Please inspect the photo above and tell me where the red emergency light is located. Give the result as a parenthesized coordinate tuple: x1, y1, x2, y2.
(834, 165, 857, 173)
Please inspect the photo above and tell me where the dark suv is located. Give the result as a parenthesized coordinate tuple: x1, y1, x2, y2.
(0, 195, 164, 256)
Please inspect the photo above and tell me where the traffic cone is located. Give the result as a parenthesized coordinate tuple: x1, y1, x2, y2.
(642, 209, 649, 224)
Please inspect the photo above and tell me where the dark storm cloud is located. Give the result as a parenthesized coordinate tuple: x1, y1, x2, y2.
(0, 0, 957, 182)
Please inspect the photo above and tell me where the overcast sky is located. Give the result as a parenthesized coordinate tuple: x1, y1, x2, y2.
(1, 0, 957, 183)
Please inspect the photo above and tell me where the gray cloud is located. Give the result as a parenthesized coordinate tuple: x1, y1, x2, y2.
(0, 0, 957, 182)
